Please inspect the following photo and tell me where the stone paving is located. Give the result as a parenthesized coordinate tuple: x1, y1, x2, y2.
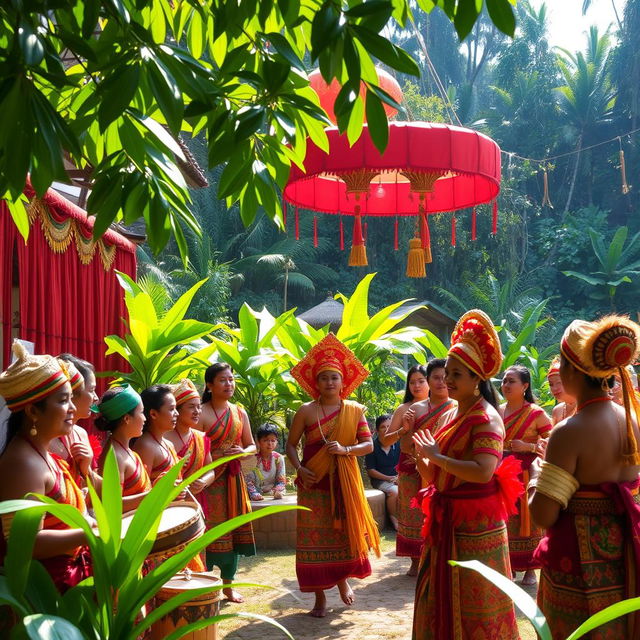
(218, 533, 537, 640)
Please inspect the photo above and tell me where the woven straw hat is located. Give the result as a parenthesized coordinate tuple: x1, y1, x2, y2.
(0, 341, 70, 412)
(172, 379, 200, 406)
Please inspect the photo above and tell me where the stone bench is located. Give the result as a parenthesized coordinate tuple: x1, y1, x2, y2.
(250, 489, 386, 550)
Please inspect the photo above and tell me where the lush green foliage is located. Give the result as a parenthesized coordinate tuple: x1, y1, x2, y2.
(209, 273, 434, 427)
(103, 273, 217, 390)
(0, 0, 515, 260)
(450, 559, 640, 640)
(0, 449, 300, 639)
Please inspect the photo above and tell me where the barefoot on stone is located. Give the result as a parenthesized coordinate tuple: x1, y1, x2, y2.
(337, 579, 354, 606)
(407, 557, 420, 577)
(309, 590, 327, 617)
(223, 586, 244, 603)
(521, 569, 537, 586)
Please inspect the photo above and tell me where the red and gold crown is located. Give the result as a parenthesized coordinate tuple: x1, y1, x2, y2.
(172, 378, 200, 406)
(547, 356, 561, 379)
(290, 333, 369, 399)
(448, 309, 503, 380)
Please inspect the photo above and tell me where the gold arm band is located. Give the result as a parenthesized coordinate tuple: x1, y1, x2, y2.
(533, 460, 579, 509)
(1, 513, 15, 541)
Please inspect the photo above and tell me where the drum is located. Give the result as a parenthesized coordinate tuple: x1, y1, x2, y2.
(122, 500, 205, 561)
(151, 571, 222, 640)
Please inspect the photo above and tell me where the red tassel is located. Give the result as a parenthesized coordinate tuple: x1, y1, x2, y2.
(340, 217, 344, 251)
(394, 218, 399, 251)
(283, 199, 287, 227)
(295, 207, 299, 240)
(363, 221, 368, 243)
(422, 214, 431, 247)
(492, 200, 498, 235)
(313, 215, 318, 247)
(353, 215, 364, 245)
(451, 216, 456, 247)
(471, 207, 477, 241)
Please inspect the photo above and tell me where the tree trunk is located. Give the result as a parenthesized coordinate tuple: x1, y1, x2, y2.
(564, 132, 583, 213)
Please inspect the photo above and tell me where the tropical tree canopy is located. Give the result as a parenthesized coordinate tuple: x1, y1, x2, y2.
(0, 0, 517, 260)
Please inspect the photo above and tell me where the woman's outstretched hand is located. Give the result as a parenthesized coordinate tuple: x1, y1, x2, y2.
(412, 429, 440, 460)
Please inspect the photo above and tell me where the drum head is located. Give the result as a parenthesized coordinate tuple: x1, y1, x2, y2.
(121, 503, 200, 538)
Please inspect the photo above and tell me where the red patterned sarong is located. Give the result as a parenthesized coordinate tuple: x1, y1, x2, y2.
(534, 481, 640, 639)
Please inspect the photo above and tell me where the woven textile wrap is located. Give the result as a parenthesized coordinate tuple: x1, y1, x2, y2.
(0, 341, 69, 411)
(172, 379, 200, 406)
(561, 315, 640, 465)
(290, 333, 368, 400)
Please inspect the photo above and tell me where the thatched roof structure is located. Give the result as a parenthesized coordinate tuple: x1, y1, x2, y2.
(297, 295, 344, 332)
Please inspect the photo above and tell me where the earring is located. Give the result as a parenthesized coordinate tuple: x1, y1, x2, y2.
(473, 386, 480, 397)
(29, 421, 38, 437)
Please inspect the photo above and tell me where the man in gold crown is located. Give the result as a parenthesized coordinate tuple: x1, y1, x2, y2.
(411, 310, 521, 640)
(531, 315, 640, 639)
(0, 341, 93, 593)
(286, 333, 381, 618)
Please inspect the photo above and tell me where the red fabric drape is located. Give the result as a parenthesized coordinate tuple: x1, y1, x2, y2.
(1, 189, 136, 436)
(0, 204, 17, 367)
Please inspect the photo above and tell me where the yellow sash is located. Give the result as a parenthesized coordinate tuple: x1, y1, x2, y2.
(305, 401, 381, 558)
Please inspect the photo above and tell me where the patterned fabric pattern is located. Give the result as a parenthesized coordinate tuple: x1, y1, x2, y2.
(245, 451, 286, 499)
(535, 485, 640, 639)
(203, 404, 255, 558)
(503, 403, 549, 571)
(413, 516, 519, 640)
(295, 406, 373, 591)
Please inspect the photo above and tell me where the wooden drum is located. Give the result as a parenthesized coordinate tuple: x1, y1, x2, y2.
(122, 500, 205, 562)
(151, 571, 222, 640)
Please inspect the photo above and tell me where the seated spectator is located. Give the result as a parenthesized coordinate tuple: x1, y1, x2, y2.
(245, 424, 286, 501)
(365, 414, 400, 529)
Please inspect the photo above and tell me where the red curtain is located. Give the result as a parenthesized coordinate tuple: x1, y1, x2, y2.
(1, 189, 136, 398)
(0, 203, 17, 367)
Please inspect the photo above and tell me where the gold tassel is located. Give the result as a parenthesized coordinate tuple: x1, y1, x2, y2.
(348, 243, 367, 267)
(406, 237, 426, 278)
(620, 149, 630, 195)
(620, 366, 640, 465)
(541, 167, 553, 208)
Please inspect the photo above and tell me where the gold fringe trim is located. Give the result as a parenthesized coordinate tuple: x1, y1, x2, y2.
(348, 243, 368, 267)
(26, 197, 116, 271)
(406, 237, 426, 278)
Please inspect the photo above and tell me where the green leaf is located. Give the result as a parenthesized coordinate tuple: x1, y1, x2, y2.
(365, 90, 388, 152)
(23, 614, 85, 640)
(566, 597, 640, 640)
(485, 0, 516, 37)
(351, 25, 420, 76)
(18, 22, 45, 66)
(266, 33, 305, 71)
(449, 560, 552, 640)
(98, 64, 140, 131)
(453, 0, 480, 41)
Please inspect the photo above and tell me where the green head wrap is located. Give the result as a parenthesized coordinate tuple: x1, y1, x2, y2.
(97, 384, 142, 422)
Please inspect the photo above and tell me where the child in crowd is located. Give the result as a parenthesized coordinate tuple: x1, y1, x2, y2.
(245, 423, 286, 501)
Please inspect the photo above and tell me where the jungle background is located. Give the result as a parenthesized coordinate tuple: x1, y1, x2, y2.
(135, 0, 640, 412)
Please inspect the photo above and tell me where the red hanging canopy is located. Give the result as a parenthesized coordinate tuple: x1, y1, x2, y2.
(283, 122, 501, 216)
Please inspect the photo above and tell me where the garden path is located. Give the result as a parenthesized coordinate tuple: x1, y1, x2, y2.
(219, 531, 537, 640)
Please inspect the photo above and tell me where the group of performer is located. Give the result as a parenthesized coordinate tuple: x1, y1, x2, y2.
(1, 308, 640, 639)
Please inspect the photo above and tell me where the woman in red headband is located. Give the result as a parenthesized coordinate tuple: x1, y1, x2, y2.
(411, 310, 520, 640)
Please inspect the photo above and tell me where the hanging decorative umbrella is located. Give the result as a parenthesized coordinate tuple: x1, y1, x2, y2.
(283, 121, 501, 277)
(309, 67, 403, 123)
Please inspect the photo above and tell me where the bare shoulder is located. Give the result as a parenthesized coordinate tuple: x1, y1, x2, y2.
(412, 398, 429, 416)
(482, 402, 504, 435)
(391, 402, 411, 419)
(132, 433, 154, 454)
